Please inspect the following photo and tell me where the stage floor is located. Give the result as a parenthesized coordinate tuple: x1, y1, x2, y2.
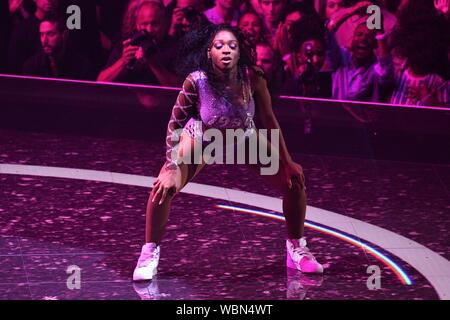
(0, 129, 449, 300)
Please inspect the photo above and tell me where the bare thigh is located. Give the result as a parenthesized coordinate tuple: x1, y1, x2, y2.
(244, 129, 306, 193)
(157, 132, 208, 197)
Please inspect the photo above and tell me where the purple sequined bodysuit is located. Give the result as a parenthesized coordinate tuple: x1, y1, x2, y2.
(164, 67, 257, 169)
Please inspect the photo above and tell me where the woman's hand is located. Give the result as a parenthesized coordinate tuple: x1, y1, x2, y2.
(151, 168, 181, 205)
(284, 160, 306, 190)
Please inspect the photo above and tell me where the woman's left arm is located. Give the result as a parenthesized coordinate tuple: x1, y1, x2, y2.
(251, 68, 305, 189)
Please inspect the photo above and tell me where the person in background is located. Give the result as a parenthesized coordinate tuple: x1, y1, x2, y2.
(98, 0, 180, 86)
(22, 17, 94, 80)
(329, 19, 394, 102)
(168, 0, 211, 40)
(204, 0, 241, 26)
(7, 0, 58, 74)
(273, 2, 318, 74)
(258, 0, 287, 45)
(283, 15, 331, 98)
(316, 0, 344, 19)
(390, 0, 449, 106)
(327, 0, 396, 50)
(256, 41, 285, 95)
(238, 11, 266, 45)
(238, 11, 267, 63)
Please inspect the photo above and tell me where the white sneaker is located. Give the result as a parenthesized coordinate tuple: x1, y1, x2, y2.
(133, 243, 160, 281)
(286, 237, 324, 274)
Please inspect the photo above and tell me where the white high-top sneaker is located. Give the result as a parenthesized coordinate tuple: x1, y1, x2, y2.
(286, 237, 324, 274)
(133, 243, 160, 281)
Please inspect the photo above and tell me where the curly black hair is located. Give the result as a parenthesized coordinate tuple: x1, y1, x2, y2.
(176, 24, 256, 96)
(390, 0, 449, 78)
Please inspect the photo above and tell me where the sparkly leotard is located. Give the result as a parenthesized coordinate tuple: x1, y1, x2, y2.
(165, 66, 259, 169)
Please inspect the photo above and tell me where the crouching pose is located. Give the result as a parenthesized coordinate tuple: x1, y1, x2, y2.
(133, 24, 324, 281)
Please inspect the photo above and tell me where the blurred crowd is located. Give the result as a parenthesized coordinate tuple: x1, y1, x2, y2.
(1, 0, 449, 106)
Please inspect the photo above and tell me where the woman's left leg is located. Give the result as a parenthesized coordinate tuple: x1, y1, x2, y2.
(243, 129, 323, 273)
(244, 130, 307, 239)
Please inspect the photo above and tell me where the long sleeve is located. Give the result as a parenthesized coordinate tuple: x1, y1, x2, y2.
(164, 73, 199, 170)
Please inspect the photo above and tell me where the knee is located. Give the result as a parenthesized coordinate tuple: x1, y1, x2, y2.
(281, 174, 307, 197)
(148, 187, 176, 205)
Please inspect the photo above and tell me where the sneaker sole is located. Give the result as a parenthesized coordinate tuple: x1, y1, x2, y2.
(133, 268, 158, 281)
(286, 253, 324, 274)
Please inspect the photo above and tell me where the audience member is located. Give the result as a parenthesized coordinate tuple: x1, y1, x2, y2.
(390, 0, 449, 106)
(238, 11, 266, 45)
(274, 2, 318, 67)
(283, 15, 331, 98)
(258, 0, 287, 44)
(7, 0, 58, 73)
(22, 17, 94, 80)
(1, 0, 447, 107)
(168, 0, 211, 39)
(328, 1, 396, 50)
(98, 0, 179, 86)
(256, 41, 285, 95)
(204, 0, 241, 26)
(329, 21, 393, 102)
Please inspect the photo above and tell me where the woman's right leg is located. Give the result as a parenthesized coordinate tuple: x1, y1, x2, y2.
(145, 133, 207, 244)
(133, 132, 206, 281)
(134, 134, 206, 281)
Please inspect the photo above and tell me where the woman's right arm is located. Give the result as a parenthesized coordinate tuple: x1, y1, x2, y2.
(151, 74, 199, 205)
(164, 73, 199, 171)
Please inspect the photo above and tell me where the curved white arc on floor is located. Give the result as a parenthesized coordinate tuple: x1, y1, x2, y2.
(1, 163, 449, 300)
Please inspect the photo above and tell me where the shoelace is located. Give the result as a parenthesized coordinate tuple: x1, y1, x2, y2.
(292, 246, 317, 262)
(138, 248, 159, 267)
